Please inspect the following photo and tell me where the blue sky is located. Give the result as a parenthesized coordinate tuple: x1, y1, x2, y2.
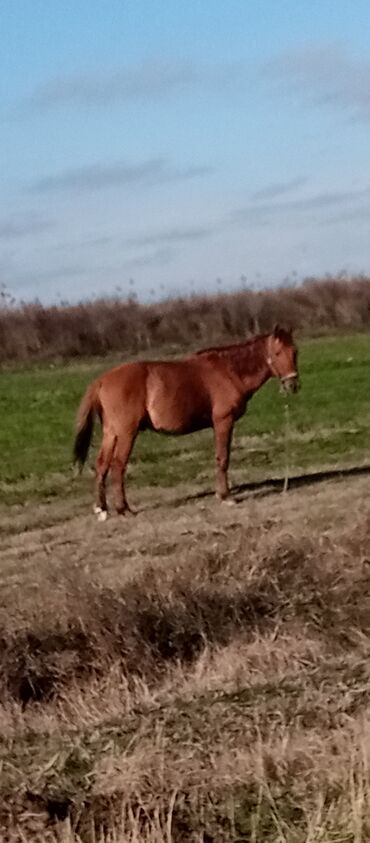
(2, 0, 370, 303)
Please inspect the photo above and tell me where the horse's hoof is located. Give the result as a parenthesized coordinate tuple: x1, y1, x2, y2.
(116, 506, 137, 517)
(93, 505, 108, 521)
(220, 497, 236, 507)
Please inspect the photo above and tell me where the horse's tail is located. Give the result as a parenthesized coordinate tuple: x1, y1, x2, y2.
(73, 380, 100, 471)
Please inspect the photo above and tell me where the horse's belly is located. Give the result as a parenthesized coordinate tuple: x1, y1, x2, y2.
(147, 392, 211, 434)
(148, 406, 211, 434)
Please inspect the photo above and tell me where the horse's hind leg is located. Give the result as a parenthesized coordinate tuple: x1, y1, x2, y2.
(94, 432, 116, 520)
(110, 429, 137, 515)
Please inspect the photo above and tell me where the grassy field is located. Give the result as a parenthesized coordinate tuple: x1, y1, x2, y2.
(1, 333, 370, 841)
(1, 333, 370, 507)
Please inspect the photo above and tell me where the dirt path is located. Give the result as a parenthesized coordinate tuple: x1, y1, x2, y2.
(1, 470, 368, 600)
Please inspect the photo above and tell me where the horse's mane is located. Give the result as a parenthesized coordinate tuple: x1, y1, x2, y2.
(196, 334, 266, 356)
(196, 334, 267, 376)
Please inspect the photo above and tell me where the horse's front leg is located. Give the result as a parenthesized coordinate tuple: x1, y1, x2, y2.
(213, 415, 234, 500)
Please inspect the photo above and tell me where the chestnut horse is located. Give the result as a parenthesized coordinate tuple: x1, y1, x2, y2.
(73, 326, 299, 519)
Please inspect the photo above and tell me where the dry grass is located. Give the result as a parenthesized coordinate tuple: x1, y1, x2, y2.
(1, 474, 370, 840)
(1, 274, 370, 363)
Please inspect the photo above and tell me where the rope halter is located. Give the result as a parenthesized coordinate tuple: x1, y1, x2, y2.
(266, 336, 298, 386)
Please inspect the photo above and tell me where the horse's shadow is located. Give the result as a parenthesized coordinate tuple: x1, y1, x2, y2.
(178, 462, 370, 507)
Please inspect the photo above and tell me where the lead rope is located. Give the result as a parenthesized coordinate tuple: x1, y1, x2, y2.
(267, 338, 296, 493)
(282, 399, 290, 493)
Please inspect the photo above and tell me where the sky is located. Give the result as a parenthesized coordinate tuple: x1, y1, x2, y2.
(2, 0, 370, 304)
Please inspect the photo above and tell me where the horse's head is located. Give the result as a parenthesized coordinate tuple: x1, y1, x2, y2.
(266, 325, 300, 393)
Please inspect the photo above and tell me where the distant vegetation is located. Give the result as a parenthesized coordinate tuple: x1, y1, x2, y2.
(1, 274, 370, 363)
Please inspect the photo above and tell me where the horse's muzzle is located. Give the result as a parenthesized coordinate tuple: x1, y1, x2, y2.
(280, 374, 300, 394)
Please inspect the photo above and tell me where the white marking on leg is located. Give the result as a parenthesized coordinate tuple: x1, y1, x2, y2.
(93, 504, 108, 521)
(221, 497, 236, 507)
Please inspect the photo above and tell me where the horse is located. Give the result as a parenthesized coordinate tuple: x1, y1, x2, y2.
(73, 326, 299, 520)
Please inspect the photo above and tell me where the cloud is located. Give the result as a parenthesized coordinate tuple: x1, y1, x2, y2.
(265, 43, 370, 121)
(39, 264, 87, 281)
(123, 247, 175, 268)
(326, 205, 370, 225)
(252, 177, 307, 201)
(125, 224, 215, 248)
(232, 185, 370, 225)
(29, 158, 213, 193)
(53, 236, 113, 252)
(1, 264, 88, 298)
(0, 214, 54, 239)
(21, 58, 247, 112)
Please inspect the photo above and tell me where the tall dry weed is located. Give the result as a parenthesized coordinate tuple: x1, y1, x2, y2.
(1, 275, 370, 362)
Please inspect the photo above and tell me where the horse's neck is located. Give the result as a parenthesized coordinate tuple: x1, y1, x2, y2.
(239, 361, 271, 394)
(227, 338, 271, 393)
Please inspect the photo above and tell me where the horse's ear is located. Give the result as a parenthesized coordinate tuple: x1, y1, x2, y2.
(273, 323, 294, 340)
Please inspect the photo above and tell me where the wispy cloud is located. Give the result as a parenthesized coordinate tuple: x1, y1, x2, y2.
(53, 236, 112, 252)
(326, 205, 370, 225)
(5, 264, 87, 294)
(125, 224, 215, 248)
(232, 185, 370, 224)
(252, 177, 307, 201)
(39, 264, 87, 281)
(265, 43, 370, 121)
(123, 247, 175, 268)
(0, 214, 54, 239)
(21, 58, 248, 112)
(29, 158, 213, 193)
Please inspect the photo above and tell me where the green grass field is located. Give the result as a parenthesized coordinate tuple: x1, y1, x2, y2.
(1, 333, 370, 506)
